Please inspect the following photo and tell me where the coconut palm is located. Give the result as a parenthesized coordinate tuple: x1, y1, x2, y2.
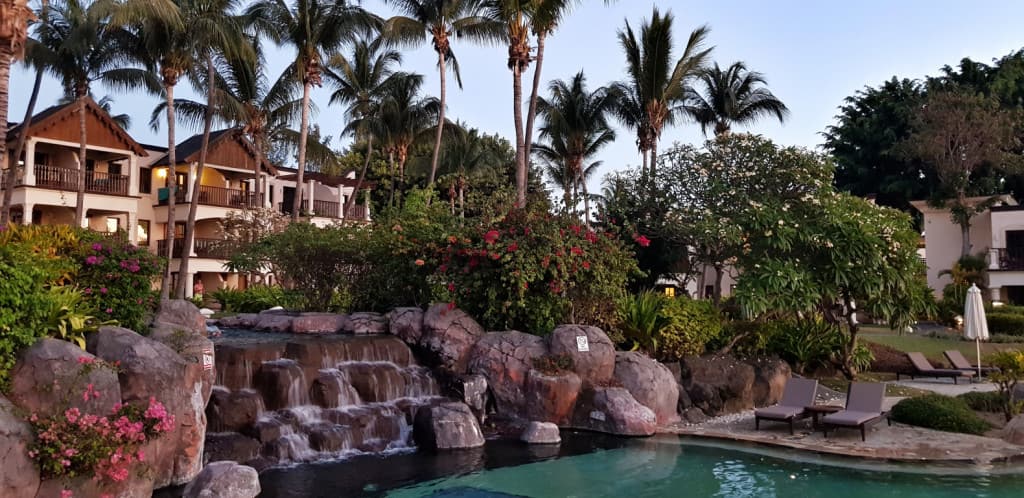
(34, 0, 159, 226)
(533, 71, 615, 226)
(59, 93, 131, 128)
(685, 61, 789, 136)
(613, 7, 711, 175)
(0, 0, 34, 227)
(1, 5, 43, 227)
(437, 122, 491, 218)
(246, 0, 376, 221)
(325, 35, 402, 220)
(381, 0, 503, 196)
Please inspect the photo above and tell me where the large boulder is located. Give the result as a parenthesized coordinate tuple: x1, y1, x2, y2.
(309, 370, 361, 408)
(750, 358, 792, 407)
(452, 374, 488, 422)
(420, 304, 485, 374)
(1003, 414, 1024, 446)
(467, 331, 547, 415)
(547, 325, 615, 386)
(524, 369, 581, 425)
(613, 352, 680, 425)
(520, 421, 561, 444)
(9, 338, 121, 418)
(570, 387, 657, 436)
(389, 307, 425, 344)
(215, 313, 260, 330)
(413, 402, 485, 450)
(182, 462, 261, 498)
(36, 474, 154, 498)
(254, 360, 308, 410)
(291, 313, 348, 334)
(679, 354, 756, 417)
(207, 388, 264, 433)
(151, 299, 208, 338)
(344, 312, 387, 334)
(0, 396, 40, 498)
(254, 314, 293, 333)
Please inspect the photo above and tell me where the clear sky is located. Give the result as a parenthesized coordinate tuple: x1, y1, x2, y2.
(8, 0, 1024, 190)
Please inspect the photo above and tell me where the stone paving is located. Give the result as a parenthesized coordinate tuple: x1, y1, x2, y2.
(892, 378, 998, 396)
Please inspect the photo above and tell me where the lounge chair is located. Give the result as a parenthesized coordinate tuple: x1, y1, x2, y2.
(943, 350, 1000, 376)
(821, 382, 889, 441)
(896, 352, 976, 384)
(754, 378, 818, 435)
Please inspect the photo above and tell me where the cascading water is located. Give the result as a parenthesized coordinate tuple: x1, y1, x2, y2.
(207, 333, 445, 468)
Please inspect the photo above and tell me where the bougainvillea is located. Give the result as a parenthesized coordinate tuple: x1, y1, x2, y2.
(74, 239, 163, 332)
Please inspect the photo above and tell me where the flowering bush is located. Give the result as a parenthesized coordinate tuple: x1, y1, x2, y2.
(437, 211, 640, 333)
(26, 359, 174, 487)
(74, 239, 163, 332)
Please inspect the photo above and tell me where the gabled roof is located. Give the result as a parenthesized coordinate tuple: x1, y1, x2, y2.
(151, 128, 278, 175)
(6, 98, 148, 156)
(277, 170, 376, 190)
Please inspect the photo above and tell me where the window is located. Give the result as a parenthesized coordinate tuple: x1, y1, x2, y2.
(704, 285, 714, 299)
(137, 220, 150, 245)
(139, 168, 152, 194)
(106, 217, 120, 233)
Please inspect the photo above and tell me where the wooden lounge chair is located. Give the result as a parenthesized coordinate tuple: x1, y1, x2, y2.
(821, 382, 889, 441)
(896, 352, 976, 384)
(754, 378, 818, 435)
(943, 350, 1000, 376)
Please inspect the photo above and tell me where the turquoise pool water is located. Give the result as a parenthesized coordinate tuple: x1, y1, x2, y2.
(388, 438, 1024, 498)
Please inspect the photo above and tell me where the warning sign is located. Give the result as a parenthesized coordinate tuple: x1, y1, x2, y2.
(576, 335, 589, 352)
(202, 348, 214, 371)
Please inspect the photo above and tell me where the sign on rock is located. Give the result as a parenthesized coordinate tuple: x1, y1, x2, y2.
(576, 335, 589, 352)
(202, 348, 214, 371)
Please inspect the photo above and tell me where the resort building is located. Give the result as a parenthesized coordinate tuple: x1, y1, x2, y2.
(2, 98, 373, 298)
(911, 195, 1023, 303)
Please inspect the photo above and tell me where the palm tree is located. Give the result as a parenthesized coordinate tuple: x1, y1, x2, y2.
(686, 61, 789, 136)
(613, 7, 710, 175)
(326, 35, 401, 220)
(437, 122, 490, 219)
(59, 93, 131, 127)
(381, 0, 502, 196)
(0, 0, 34, 227)
(246, 0, 376, 221)
(1, 4, 43, 227)
(34, 0, 159, 226)
(533, 71, 615, 227)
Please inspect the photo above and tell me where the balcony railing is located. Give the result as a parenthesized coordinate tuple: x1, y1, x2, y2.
(33, 165, 129, 196)
(278, 200, 370, 220)
(156, 238, 232, 259)
(996, 247, 1024, 271)
(158, 185, 262, 209)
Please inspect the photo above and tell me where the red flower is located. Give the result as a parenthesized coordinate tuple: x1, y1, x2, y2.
(570, 246, 584, 256)
(484, 230, 501, 245)
(541, 256, 551, 269)
(582, 261, 591, 270)
(507, 242, 518, 252)
(570, 225, 581, 235)
(585, 231, 598, 243)
(448, 282, 456, 293)
(633, 234, 651, 247)
(490, 252, 501, 260)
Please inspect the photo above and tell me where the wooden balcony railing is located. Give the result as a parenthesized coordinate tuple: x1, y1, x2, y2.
(33, 165, 129, 196)
(996, 247, 1024, 271)
(157, 238, 232, 259)
(159, 185, 262, 209)
(312, 199, 340, 218)
(278, 199, 370, 220)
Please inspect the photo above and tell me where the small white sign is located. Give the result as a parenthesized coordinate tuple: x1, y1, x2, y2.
(576, 335, 589, 352)
(202, 348, 214, 372)
(590, 410, 606, 422)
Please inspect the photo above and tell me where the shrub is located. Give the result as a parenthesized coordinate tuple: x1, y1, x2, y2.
(616, 291, 670, 354)
(767, 320, 846, 374)
(532, 354, 575, 375)
(657, 297, 722, 361)
(211, 286, 304, 313)
(0, 247, 55, 385)
(73, 240, 163, 332)
(958, 391, 1005, 413)
(987, 350, 1024, 421)
(986, 313, 1024, 336)
(890, 394, 992, 435)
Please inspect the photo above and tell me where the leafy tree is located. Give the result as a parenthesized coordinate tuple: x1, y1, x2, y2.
(685, 61, 788, 136)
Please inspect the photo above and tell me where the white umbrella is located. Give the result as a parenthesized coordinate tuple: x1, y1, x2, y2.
(963, 284, 990, 377)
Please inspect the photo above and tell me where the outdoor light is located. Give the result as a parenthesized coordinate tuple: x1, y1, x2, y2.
(156, 168, 167, 179)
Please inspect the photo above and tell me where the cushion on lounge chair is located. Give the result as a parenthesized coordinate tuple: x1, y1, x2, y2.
(778, 378, 818, 407)
(755, 405, 805, 420)
(943, 350, 999, 373)
(821, 410, 882, 427)
(906, 352, 974, 377)
(846, 382, 886, 413)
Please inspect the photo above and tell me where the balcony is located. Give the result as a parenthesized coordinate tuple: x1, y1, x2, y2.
(994, 248, 1024, 271)
(158, 185, 262, 209)
(31, 164, 129, 196)
(278, 199, 370, 220)
(156, 238, 232, 259)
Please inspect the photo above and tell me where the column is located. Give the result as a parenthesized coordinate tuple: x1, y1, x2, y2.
(187, 163, 198, 202)
(127, 211, 138, 244)
(337, 186, 344, 218)
(263, 175, 272, 209)
(183, 272, 194, 298)
(127, 154, 139, 196)
(989, 248, 1001, 270)
(363, 189, 371, 220)
(306, 179, 315, 214)
(990, 287, 1003, 304)
(23, 139, 36, 186)
(21, 203, 33, 225)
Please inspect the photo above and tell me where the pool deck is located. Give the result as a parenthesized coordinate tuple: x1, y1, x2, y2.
(661, 399, 1024, 465)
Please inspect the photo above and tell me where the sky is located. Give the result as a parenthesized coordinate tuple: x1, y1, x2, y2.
(8, 0, 1024, 191)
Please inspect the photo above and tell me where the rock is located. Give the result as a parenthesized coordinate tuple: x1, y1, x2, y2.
(345, 312, 388, 334)
(467, 331, 547, 415)
(291, 313, 348, 334)
(570, 387, 657, 436)
(547, 325, 615, 386)
(152, 299, 208, 337)
(254, 314, 294, 333)
(453, 374, 488, 422)
(413, 402, 485, 450)
(175, 336, 216, 486)
(200, 308, 215, 317)
(207, 388, 264, 433)
(520, 421, 561, 444)
(524, 369, 581, 425)
(613, 352, 680, 425)
(183, 461, 261, 498)
(750, 358, 792, 407)
(679, 355, 756, 417)
(9, 338, 122, 418)
(0, 396, 40, 498)
(682, 407, 709, 424)
(204, 433, 261, 465)
(677, 383, 693, 411)
(310, 370, 361, 408)
(254, 360, 308, 410)
(420, 304, 485, 374)
(216, 314, 260, 329)
(389, 307, 425, 344)
(1003, 414, 1024, 446)
(36, 474, 154, 498)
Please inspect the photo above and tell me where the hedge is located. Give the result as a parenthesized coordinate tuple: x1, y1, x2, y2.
(891, 394, 991, 435)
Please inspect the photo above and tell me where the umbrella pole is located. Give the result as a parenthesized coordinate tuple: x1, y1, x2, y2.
(976, 337, 982, 378)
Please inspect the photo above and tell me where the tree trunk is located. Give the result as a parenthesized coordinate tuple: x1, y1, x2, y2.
(159, 81, 178, 301)
(513, 62, 527, 209)
(343, 134, 372, 221)
(960, 220, 971, 258)
(459, 181, 465, 219)
(175, 54, 216, 299)
(712, 263, 724, 306)
(75, 96, 88, 226)
(649, 141, 658, 178)
(581, 169, 591, 229)
(840, 294, 861, 380)
(254, 132, 264, 210)
(292, 81, 312, 221)
(641, 147, 648, 178)
(2, 65, 42, 226)
(427, 50, 446, 193)
(0, 48, 10, 226)
(387, 150, 396, 208)
(523, 32, 546, 169)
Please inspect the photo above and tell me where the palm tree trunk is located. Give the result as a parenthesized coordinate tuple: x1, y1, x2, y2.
(175, 54, 215, 299)
(649, 141, 658, 177)
(75, 96, 88, 226)
(1, 66, 42, 227)
(581, 170, 591, 229)
(160, 81, 178, 301)
(522, 31, 546, 175)
(254, 132, 264, 210)
(459, 181, 465, 219)
(343, 134, 372, 221)
(427, 50, 446, 193)
(0, 47, 11, 226)
(641, 148, 648, 178)
(292, 81, 312, 221)
(513, 62, 527, 209)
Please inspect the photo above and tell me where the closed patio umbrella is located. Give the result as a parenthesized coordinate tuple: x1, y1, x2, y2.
(963, 284, 989, 377)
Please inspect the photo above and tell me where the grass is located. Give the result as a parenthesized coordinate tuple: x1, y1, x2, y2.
(819, 372, 933, 398)
(859, 325, 1023, 365)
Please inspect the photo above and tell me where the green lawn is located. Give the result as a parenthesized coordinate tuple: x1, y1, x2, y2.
(859, 327, 1023, 364)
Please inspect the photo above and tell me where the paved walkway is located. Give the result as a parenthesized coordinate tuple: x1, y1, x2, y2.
(892, 378, 998, 396)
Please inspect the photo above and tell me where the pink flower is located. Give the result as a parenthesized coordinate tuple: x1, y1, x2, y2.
(633, 234, 651, 247)
(61, 490, 73, 498)
(105, 308, 113, 314)
(77, 357, 94, 365)
(85, 255, 100, 265)
(92, 243, 103, 251)
(99, 287, 108, 294)
(483, 230, 500, 245)
(414, 259, 425, 266)
(65, 407, 81, 424)
(507, 242, 518, 253)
